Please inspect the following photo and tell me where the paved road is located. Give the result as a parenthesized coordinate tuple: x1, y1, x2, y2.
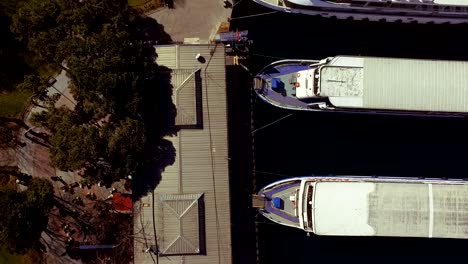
(148, 0, 231, 42)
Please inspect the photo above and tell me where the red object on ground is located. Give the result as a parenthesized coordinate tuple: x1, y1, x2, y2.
(112, 193, 133, 213)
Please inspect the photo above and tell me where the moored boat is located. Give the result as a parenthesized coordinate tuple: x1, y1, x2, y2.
(254, 56, 468, 116)
(254, 176, 468, 239)
(253, 0, 468, 24)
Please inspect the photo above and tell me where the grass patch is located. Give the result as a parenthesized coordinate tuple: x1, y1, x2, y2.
(128, 0, 152, 6)
(128, 0, 163, 11)
(0, 247, 22, 264)
(0, 247, 44, 264)
(0, 173, 17, 192)
(0, 90, 32, 118)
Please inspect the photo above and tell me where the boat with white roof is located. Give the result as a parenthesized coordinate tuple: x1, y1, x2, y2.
(253, 56, 468, 116)
(253, 176, 468, 239)
(253, 0, 468, 24)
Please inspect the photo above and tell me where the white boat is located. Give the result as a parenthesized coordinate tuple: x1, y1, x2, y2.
(253, 56, 468, 116)
(253, 0, 468, 24)
(254, 176, 468, 239)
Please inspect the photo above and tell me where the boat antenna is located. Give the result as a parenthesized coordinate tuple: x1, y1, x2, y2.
(251, 113, 293, 135)
(255, 170, 291, 178)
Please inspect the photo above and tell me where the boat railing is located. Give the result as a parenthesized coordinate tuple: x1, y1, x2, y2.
(293, 188, 299, 217)
(255, 59, 321, 77)
(285, 0, 468, 17)
(307, 102, 328, 109)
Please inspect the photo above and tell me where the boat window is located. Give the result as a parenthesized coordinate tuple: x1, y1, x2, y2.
(313, 69, 320, 95)
(306, 184, 314, 229)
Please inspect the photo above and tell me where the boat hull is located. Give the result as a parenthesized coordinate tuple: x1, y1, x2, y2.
(252, 0, 468, 24)
(254, 58, 468, 117)
(257, 176, 468, 239)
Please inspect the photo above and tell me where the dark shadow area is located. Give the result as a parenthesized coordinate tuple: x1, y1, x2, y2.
(253, 89, 468, 264)
(0, 8, 32, 92)
(133, 64, 178, 199)
(197, 194, 206, 255)
(163, 0, 175, 9)
(143, 65, 178, 137)
(24, 130, 50, 148)
(223, 0, 233, 9)
(231, 1, 468, 74)
(226, 65, 257, 264)
(129, 12, 173, 45)
(196, 55, 206, 64)
(133, 138, 176, 200)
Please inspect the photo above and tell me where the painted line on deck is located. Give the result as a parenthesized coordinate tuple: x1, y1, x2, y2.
(428, 183, 434, 238)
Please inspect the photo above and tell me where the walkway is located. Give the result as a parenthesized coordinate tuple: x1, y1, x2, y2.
(148, 0, 231, 42)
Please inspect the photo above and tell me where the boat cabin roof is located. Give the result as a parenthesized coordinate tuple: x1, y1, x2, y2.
(312, 181, 468, 238)
(310, 56, 468, 112)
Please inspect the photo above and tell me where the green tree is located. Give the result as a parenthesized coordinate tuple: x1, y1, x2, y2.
(16, 74, 50, 98)
(24, 177, 54, 208)
(0, 178, 54, 254)
(14, 0, 176, 185)
(105, 117, 146, 180)
(31, 106, 103, 171)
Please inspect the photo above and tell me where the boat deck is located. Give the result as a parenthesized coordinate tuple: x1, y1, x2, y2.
(259, 181, 301, 229)
(256, 63, 311, 109)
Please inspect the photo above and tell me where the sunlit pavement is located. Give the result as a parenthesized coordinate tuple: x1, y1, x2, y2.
(148, 0, 232, 43)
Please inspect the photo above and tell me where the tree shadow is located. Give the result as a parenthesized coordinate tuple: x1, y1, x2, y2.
(144, 65, 178, 137)
(0, 11, 32, 92)
(129, 12, 173, 45)
(133, 63, 178, 199)
(133, 137, 176, 200)
(163, 0, 175, 9)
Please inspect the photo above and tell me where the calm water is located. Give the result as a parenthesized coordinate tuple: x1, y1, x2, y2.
(230, 1, 468, 264)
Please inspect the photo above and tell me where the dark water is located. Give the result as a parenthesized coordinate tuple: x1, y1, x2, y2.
(229, 1, 468, 264)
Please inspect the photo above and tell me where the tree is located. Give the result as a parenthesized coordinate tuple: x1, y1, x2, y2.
(16, 74, 51, 99)
(77, 201, 133, 264)
(24, 177, 54, 207)
(0, 126, 15, 147)
(0, 178, 54, 254)
(104, 118, 146, 181)
(31, 106, 104, 171)
(14, 0, 176, 185)
(50, 124, 103, 171)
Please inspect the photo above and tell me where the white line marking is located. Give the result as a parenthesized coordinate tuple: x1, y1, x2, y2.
(428, 183, 434, 238)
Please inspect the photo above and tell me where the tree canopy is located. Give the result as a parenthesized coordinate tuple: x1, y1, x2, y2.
(16, 0, 176, 185)
(0, 178, 54, 254)
(0, 0, 31, 92)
